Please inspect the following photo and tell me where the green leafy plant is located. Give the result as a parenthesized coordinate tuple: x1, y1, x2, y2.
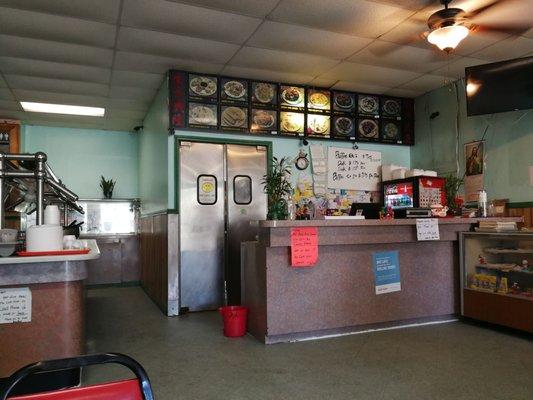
(261, 157, 293, 220)
(444, 174, 464, 213)
(100, 176, 116, 199)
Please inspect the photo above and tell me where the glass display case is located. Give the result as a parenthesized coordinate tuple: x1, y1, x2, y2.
(460, 232, 533, 333)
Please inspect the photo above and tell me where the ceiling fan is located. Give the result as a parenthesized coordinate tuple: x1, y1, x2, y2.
(425, 0, 531, 52)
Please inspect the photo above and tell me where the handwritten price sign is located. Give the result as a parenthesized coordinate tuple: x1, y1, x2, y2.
(290, 227, 318, 267)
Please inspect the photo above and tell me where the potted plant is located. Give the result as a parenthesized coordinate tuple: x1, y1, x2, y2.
(100, 176, 116, 199)
(261, 157, 293, 220)
(444, 174, 464, 215)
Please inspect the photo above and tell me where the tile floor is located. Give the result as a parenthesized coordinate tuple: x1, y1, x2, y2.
(84, 287, 533, 400)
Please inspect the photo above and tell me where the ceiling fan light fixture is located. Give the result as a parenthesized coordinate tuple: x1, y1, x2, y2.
(427, 24, 469, 52)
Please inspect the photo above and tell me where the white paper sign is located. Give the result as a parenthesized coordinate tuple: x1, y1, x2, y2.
(416, 218, 440, 241)
(0, 287, 32, 323)
(327, 147, 381, 191)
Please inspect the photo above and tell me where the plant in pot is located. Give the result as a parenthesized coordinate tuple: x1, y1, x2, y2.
(444, 174, 464, 216)
(100, 176, 116, 199)
(261, 157, 293, 220)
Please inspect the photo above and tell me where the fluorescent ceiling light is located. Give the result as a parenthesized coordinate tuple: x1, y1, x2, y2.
(427, 25, 469, 52)
(20, 102, 105, 117)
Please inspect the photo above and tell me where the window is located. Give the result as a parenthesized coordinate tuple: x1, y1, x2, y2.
(197, 175, 217, 205)
(233, 175, 252, 205)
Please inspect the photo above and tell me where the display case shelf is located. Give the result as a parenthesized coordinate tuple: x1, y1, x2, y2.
(460, 231, 533, 333)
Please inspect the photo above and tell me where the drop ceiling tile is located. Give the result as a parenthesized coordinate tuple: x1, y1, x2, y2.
(430, 56, 488, 78)
(0, 0, 122, 23)
(0, 34, 113, 67)
(228, 47, 339, 76)
(12, 89, 107, 108)
(0, 108, 24, 119)
(269, 0, 412, 39)
(469, 36, 533, 62)
(452, 30, 512, 57)
(308, 78, 339, 88)
(348, 40, 459, 73)
(0, 57, 111, 84)
(383, 87, 423, 98)
(0, 100, 21, 110)
(524, 28, 533, 39)
(399, 73, 449, 92)
(5, 75, 109, 97)
(114, 51, 224, 75)
(0, 75, 6, 87)
(122, 0, 262, 44)
(0, 88, 15, 100)
(0, 7, 116, 48)
(330, 81, 390, 94)
(374, 0, 434, 10)
(117, 27, 240, 63)
(168, 0, 280, 17)
(109, 86, 157, 100)
(319, 61, 421, 87)
(107, 98, 151, 112)
(111, 71, 164, 90)
(220, 65, 314, 85)
(247, 21, 372, 59)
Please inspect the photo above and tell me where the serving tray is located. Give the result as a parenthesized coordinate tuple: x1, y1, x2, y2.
(17, 248, 90, 257)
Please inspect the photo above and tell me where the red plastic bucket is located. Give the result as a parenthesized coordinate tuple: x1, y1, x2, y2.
(219, 306, 248, 337)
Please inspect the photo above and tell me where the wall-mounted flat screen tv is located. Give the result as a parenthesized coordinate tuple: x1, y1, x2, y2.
(465, 56, 533, 116)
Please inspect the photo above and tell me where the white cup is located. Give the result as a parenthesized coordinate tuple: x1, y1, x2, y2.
(44, 205, 61, 225)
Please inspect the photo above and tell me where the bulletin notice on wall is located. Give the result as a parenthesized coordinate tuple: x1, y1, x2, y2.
(327, 147, 382, 191)
(0, 287, 32, 324)
(372, 251, 401, 295)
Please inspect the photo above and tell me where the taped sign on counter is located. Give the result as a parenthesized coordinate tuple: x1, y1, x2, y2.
(0, 287, 32, 324)
(290, 227, 318, 267)
(416, 218, 440, 241)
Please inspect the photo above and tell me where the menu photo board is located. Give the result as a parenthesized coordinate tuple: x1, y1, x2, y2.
(306, 113, 330, 138)
(169, 70, 415, 146)
(220, 77, 248, 104)
(356, 118, 380, 142)
(380, 119, 402, 144)
(279, 85, 305, 111)
(307, 88, 331, 114)
(332, 91, 356, 115)
(381, 97, 402, 120)
(332, 115, 356, 140)
(280, 111, 305, 136)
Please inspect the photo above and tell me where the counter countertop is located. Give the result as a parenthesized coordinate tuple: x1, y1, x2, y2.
(0, 239, 100, 265)
(255, 217, 523, 228)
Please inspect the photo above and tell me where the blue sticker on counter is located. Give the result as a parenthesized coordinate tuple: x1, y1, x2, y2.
(372, 251, 401, 295)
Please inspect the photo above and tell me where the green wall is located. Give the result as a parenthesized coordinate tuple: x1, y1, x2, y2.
(139, 77, 170, 214)
(23, 125, 139, 199)
(170, 130, 411, 209)
(412, 80, 533, 203)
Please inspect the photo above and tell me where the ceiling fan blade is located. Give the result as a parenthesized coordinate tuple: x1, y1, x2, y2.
(473, 23, 531, 36)
(466, 0, 502, 18)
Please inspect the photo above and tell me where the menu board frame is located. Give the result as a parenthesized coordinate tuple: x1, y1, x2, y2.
(169, 70, 415, 146)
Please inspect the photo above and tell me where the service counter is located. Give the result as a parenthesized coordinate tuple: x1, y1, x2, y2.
(242, 218, 522, 344)
(0, 240, 100, 377)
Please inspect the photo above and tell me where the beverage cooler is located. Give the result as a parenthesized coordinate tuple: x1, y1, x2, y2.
(382, 176, 446, 217)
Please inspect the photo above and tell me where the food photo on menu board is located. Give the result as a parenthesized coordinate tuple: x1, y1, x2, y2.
(332, 92, 355, 113)
(188, 74, 218, 102)
(220, 78, 248, 103)
(251, 109, 277, 133)
(188, 103, 218, 127)
(307, 89, 330, 112)
(381, 98, 402, 118)
(357, 118, 379, 141)
(220, 106, 248, 130)
(333, 116, 355, 138)
(358, 94, 379, 116)
(279, 85, 305, 109)
(280, 111, 304, 135)
(252, 82, 277, 106)
(307, 114, 330, 137)
(381, 119, 402, 143)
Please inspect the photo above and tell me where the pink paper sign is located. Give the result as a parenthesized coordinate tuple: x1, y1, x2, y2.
(290, 227, 318, 267)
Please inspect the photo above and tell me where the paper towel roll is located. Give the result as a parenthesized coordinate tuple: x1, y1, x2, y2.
(44, 205, 60, 225)
(26, 224, 63, 252)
